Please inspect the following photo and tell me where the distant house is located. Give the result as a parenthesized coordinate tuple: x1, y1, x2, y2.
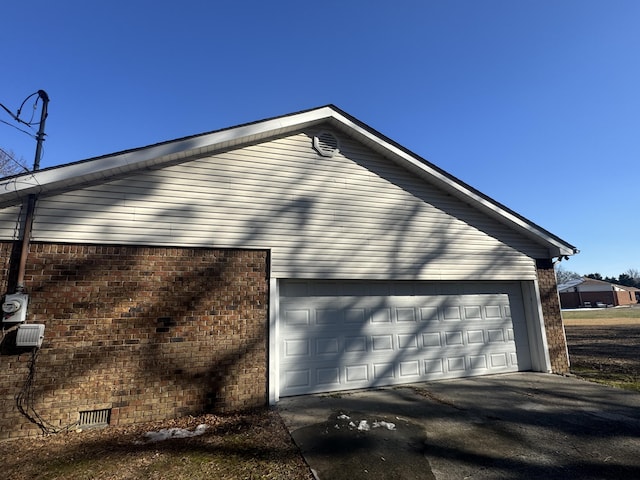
(558, 277, 639, 308)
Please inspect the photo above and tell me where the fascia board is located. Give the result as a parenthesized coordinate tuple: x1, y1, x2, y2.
(0, 107, 335, 207)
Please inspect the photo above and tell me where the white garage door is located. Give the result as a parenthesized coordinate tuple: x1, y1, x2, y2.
(279, 281, 531, 397)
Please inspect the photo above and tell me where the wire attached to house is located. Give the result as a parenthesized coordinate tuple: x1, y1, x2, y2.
(1, 91, 43, 128)
(16, 91, 42, 127)
(16, 348, 78, 435)
(0, 323, 19, 347)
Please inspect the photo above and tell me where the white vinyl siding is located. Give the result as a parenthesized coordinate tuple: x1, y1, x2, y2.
(8, 130, 546, 280)
(0, 205, 23, 239)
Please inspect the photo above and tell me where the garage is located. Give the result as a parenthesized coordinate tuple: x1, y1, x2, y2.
(279, 280, 532, 397)
(1, 105, 576, 439)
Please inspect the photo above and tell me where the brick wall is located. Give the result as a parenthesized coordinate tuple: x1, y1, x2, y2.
(536, 259, 569, 373)
(0, 241, 12, 294)
(615, 290, 637, 306)
(0, 243, 268, 441)
(560, 290, 637, 309)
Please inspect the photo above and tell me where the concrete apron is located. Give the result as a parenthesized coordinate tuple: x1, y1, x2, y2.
(277, 373, 640, 480)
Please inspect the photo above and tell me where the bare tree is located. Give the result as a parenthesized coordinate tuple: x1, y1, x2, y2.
(625, 268, 640, 281)
(0, 148, 27, 177)
(555, 265, 581, 285)
(621, 269, 640, 288)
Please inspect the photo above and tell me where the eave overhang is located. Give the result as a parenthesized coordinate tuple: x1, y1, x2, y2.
(0, 105, 577, 259)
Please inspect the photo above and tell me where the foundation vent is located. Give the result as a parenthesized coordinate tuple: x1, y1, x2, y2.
(78, 408, 111, 429)
(313, 132, 339, 157)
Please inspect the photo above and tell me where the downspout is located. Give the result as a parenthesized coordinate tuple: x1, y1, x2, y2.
(13, 90, 48, 294)
(15, 194, 36, 293)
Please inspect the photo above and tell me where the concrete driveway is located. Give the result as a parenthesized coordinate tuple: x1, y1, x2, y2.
(277, 373, 640, 479)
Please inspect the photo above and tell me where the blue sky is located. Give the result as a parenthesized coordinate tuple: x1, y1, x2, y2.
(1, 1, 638, 278)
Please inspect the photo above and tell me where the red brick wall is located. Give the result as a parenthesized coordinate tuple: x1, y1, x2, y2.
(560, 290, 637, 309)
(0, 241, 11, 294)
(537, 259, 569, 373)
(615, 290, 637, 306)
(0, 243, 268, 441)
(559, 291, 581, 309)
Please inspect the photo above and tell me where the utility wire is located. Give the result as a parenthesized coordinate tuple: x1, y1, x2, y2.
(1, 91, 43, 127)
(0, 118, 36, 138)
(16, 348, 78, 435)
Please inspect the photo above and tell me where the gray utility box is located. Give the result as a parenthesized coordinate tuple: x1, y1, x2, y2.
(16, 324, 45, 348)
(2, 293, 29, 323)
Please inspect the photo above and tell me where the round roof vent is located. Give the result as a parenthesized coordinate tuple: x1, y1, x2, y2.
(313, 132, 339, 157)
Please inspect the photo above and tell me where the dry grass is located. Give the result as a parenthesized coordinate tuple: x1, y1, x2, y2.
(562, 306, 640, 324)
(564, 307, 640, 392)
(4, 409, 314, 480)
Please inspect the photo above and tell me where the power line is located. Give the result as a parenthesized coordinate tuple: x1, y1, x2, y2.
(0, 91, 43, 128)
(0, 118, 36, 139)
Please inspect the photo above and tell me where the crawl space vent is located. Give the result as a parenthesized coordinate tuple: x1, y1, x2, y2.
(78, 408, 111, 429)
(313, 132, 339, 157)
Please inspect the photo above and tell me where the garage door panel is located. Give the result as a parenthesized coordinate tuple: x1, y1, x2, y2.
(346, 364, 370, 382)
(345, 336, 367, 352)
(443, 306, 462, 321)
(490, 352, 509, 368)
(372, 335, 394, 351)
(420, 307, 439, 321)
(371, 308, 392, 323)
(399, 360, 420, 378)
(445, 330, 466, 345)
(425, 358, 445, 374)
(398, 333, 418, 349)
(317, 367, 340, 386)
(283, 338, 310, 359)
(285, 369, 311, 390)
(316, 309, 340, 325)
(464, 306, 482, 320)
(279, 283, 531, 396)
(284, 309, 311, 326)
(467, 330, 485, 344)
(344, 309, 366, 323)
(422, 332, 442, 347)
(487, 328, 506, 343)
(469, 355, 488, 370)
(373, 363, 394, 380)
(316, 337, 340, 355)
(397, 307, 418, 322)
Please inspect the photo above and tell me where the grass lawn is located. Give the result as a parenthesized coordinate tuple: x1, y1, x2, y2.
(564, 306, 640, 392)
(562, 306, 640, 319)
(4, 410, 314, 480)
(562, 306, 640, 325)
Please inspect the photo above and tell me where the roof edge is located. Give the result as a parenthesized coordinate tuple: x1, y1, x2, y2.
(0, 104, 577, 258)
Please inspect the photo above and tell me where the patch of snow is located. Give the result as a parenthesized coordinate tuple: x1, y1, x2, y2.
(139, 424, 208, 443)
(338, 417, 398, 433)
(337, 414, 351, 420)
(357, 420, 370, 431)
(373, 421, 396, 430)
